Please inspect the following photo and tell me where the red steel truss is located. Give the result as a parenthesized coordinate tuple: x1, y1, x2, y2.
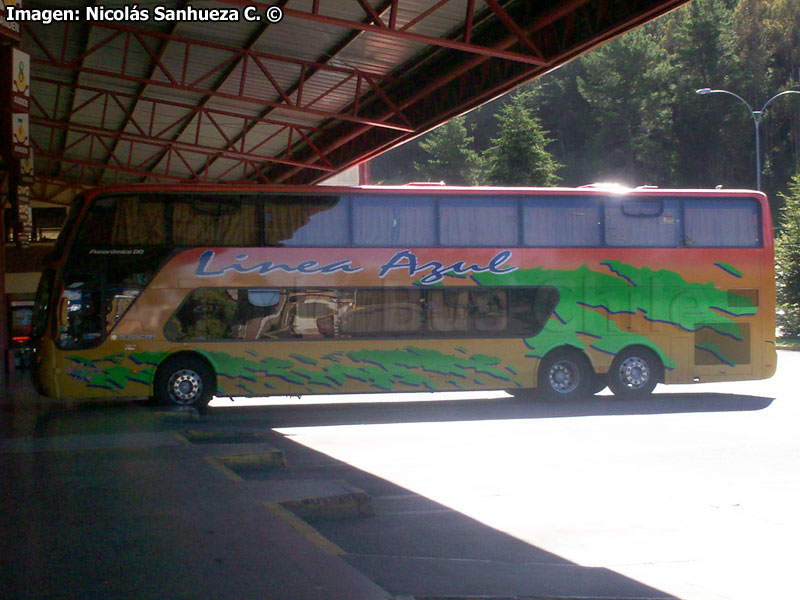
(5, 0, 690, 204)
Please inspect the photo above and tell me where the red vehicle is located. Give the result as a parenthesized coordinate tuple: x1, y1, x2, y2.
(8, 296, 34, 368)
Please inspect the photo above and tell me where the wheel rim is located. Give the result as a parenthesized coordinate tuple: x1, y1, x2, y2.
(618, 356, 650, 390)
(167, 369, 203, 405)
(548, 360, 580, 394)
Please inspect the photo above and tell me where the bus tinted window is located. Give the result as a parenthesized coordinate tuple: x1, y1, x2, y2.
(427, 290, 508, 332)
(165, 287, 557, 341)
(76, 196, 169, 247)
(77, 194, 261, 247)
(439, 197, 518, 246)
(522, 197, 601, 247)
(74, 196, 123, 247)
(106, 196, 167, 245)
(340, 289, 424, 335)
(166, 288, 289, 341)
(31, 268, 55, 341)
(352, 196, 435, 246)
(683, 198, 761, 247)
(173, 196, 259, 246)
(278, 196, 349, 246)
(605, 198, 680, 247)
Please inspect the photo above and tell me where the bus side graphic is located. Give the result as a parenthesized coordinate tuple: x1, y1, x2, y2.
(61, 257, 757, 395)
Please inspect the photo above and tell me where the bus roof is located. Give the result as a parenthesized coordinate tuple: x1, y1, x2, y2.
(74, 183, 767, 200)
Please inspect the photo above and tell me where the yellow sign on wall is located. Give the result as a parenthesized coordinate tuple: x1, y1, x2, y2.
(11, 111, 29, 157)
(1, 1, 22, 44)
(11, 47, 29, 100)
(20, 149, 33, 179)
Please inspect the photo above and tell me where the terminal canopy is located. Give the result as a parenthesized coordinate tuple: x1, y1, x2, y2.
(5, 0, 688, 206)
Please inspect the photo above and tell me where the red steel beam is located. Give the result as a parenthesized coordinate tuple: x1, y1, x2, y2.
(217, 0, 549, 66)
(272, 0, 689, 184)
(483, 0, 546, 59)
(33, 147, 186, 182)
(22, 0, 689, 188)
(95, 4, 188, 184)
(30, 116, 338, 174)
(190, 0, 383, 181)
(34, 78, 322, 136)
(34, 20, 397, 82)
(26, 176, 91, 206)
(23, 23, 413, 133)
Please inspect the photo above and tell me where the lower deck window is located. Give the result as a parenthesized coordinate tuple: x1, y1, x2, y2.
(165, 286, 558, 341)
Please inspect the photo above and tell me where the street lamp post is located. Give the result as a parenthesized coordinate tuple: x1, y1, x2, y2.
(696, 87, 800, 191)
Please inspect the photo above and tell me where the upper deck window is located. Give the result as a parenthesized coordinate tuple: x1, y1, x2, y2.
(523, 197, 601, 247)
(277, 196, 349, 246)
(683, 198, 761, 248)
(439, 196, 518, 246)
(76, 196, 168, 247)
(70, 190, 765, 251)
(172, 197, 259, 246)
(605, 198, 681, 247)
(352, 196, 435, 246)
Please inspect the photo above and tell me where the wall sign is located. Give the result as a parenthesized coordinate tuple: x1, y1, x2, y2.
(1, 1, 22, 44)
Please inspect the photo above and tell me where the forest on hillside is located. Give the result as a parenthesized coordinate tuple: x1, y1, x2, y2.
(371, 0, 800, 216)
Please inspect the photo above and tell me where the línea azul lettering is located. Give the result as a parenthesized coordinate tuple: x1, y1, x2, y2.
(378, 250, 517, 285)
(196, 251, 362, 277)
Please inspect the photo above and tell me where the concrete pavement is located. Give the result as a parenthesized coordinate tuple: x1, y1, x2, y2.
(0, 377, 390, 600)
(6, 355, 791, 600)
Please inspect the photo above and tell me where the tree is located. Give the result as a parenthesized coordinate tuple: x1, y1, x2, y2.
(522, 60, 593, 186)
(482, 92, 562, 186)
(662, 0, 744, 188)
(576, 26, 675, 186)
(413, 116, 482, 185)
(776, 172, 800, 337)
(759, 0, 800, 197)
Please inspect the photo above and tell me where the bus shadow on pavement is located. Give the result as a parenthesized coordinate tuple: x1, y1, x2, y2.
(214, 391, 775, 429)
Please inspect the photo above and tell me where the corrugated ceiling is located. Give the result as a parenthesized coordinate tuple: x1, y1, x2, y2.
(3, 0, 690, 205)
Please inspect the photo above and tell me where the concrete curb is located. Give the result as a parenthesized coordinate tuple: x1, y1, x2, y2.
(151, 406, 201, 422)
(266, 501, 348, 556)
(281, 489, 374, 520)
(204, 449, 287, 482)
(217, 449, 288, 470)
(181, 429, 275, 444)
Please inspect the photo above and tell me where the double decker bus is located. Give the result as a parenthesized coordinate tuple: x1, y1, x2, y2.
(30, 184, 776, 408)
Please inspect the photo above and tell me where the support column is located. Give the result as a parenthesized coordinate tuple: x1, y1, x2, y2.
(1, 41, 11, 387)
(358, 161, 371, 185)
(0, 194, 8, 388)
(1, 22, 31, 388)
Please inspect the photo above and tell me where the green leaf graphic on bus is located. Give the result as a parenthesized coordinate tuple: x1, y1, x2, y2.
(198, 347, 522, 395)
(60, 348, 520, 396)
(474, 260, 757, 369)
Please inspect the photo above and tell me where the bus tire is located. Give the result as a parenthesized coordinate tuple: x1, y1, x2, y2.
(608, 346, 660, 400)
(537, 348, 593, 401)
(155, 354, 215, 409)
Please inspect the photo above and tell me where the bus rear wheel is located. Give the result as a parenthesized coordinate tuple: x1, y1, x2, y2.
(537, 348, 593, 401)
(155, 355, 215, 409)
(608, 347, 660, 400)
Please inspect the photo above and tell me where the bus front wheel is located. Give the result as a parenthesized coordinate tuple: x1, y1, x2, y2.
(155, 354, 215, 409)
(537, 348, 593, 401)
(608, 347, 660, 400)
